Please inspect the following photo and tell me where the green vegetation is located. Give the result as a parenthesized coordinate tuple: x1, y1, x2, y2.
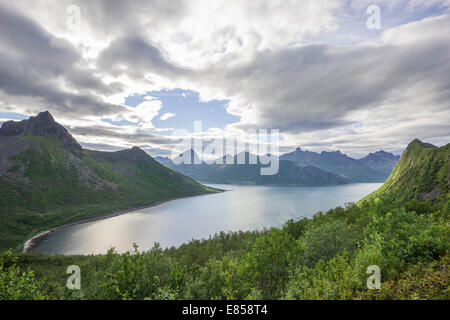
(366, 139, 449, 202)
(2, 192, 448, 300)
(1, 124, 448, 300)
(0, 135, 217, 251)
(0, 250, 48, 300)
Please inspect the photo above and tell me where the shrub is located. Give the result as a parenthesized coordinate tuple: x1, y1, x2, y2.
(0, 250, 48, 300)
(303, 220, 358, 267)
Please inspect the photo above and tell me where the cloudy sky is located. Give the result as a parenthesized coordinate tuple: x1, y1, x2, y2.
(0, 0, 449, 158)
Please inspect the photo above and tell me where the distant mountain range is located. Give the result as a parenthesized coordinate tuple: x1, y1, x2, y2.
(164, 146, 401, 185)
(154, 156, 170, 164)
(167, 150, 348, 186)
(359, 150, 400, 176)
(0, 111, 217, 250)
(280, 147, 399, 182)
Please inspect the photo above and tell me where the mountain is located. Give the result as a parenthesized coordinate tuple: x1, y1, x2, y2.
(0, 111, 217, 250)
(167, 150, 348, 186)
(173, 149, 202, 164)
(366, 139, 449, 202)
(0, 111, 81, 151)
(280, 147, 391, 182)
(359, 150, 400, 176)
(154, 156, 170, 164)
(278, 147, 320, 163)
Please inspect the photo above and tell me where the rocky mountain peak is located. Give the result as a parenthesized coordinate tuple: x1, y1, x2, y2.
(408, 138, 436, 149)
(0, 111, 81, 151)
(130, 146, 146, 154)
(321, 150, 345, 158)
(366, 150, 400, 161)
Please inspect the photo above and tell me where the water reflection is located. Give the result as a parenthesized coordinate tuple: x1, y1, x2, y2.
(33, 183, 382, 255)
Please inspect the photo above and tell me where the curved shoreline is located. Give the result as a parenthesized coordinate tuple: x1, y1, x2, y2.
(22, 191, 222, 253)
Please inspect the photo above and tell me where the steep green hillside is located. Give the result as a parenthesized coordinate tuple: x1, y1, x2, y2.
(0, 112, 216, 251)
(167, 150, 348, 186)
(365, 139, 449, 203)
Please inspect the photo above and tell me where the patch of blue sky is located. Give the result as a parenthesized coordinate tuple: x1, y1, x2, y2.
(379, 1, 448, 27)
(0, 111, 29, 120)
(101, 118, 136, 126)
(123, 89, 240, 132)
(308, 2, 449, 47)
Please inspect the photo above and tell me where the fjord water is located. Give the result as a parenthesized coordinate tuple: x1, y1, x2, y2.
(33, 183, 382, 255)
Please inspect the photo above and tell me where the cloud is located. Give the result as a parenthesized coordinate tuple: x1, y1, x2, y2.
(67, 119, 183, 151)
(8, 0, 341, 68)
(0, 0, 449, 156)
(0, 3, 127, 121)
(185, 15, 450, 153)
(106, 97, 163, 128)
(160, 113, 176, 121)
(97, 35, 188, 79)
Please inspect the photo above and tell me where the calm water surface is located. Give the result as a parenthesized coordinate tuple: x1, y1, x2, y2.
(33, 183, 381, 255)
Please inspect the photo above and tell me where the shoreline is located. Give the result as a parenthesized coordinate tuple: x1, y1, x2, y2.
(22, 191, 222, 253)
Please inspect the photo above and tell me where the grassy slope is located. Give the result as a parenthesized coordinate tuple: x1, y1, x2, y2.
(0, 135, 216, 251)
(363, 139, 449, 203)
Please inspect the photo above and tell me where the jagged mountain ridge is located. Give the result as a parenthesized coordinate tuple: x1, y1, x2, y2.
(359, 150, 400, 174)
(280, 147, 399, 182)
(0, 111, 81, 151)
(167, 149, 349, 186)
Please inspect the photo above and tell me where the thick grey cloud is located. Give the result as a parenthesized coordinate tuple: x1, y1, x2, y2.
(69, 124, 182, 146)
(0, 2, 181, 152)
(0, 3, 125, 118)
(68, 0, 188, 37)
(97, 35, 189, 79)
(197, 19, 450, 133)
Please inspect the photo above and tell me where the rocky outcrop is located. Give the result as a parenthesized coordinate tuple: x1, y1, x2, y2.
(0, 111, 81, 151)
(420, 187, 441, 200)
